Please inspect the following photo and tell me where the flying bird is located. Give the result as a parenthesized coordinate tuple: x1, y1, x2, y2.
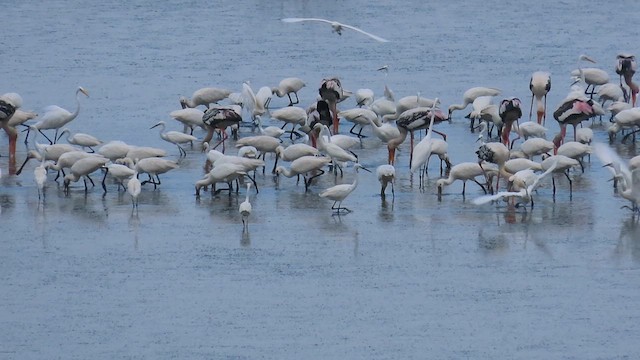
(281, 18, 389, 43)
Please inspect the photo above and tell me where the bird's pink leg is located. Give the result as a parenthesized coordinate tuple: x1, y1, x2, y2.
(8, 133, 17, 175)
(331, 103, 339, 134)
(388, 146, 396, 165)
(501, 123, 512, 146)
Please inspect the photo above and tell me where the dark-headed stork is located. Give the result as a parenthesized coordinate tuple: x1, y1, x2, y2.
(389, 104, 447, 165)
(553, 95, 594, 144)
(616, 53, 638, 106)
(202, 105, 242, 153)
(499, 97, 522, 148)
(319, 77, 343, 134)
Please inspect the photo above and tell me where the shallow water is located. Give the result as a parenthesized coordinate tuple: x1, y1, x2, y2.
(2, 0, 640, 358)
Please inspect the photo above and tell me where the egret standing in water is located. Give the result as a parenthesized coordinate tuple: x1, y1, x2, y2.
(319, 163, 371, 214)
(30, 86, 89, 144)
(150, 121, 198, 157)
(127, 171, 142, 209)
(239, 183, 253, 231)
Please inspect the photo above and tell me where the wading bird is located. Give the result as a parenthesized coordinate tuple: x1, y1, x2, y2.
(616, 53, 638, 106)
(376, 164, 396, 197)
(30, 86, 89, 144)
(271, 77, 305, 106)
(529, 71, 551, 124)
(239, 183, 253, 231)
(319, 163, 371, 214)
(179, 87, 232, 109)
(150, 121, 198, 157)
(57, 128, 102, 152)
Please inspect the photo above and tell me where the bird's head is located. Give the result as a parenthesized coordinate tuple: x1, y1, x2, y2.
(179, 97, 188, 109)
(579, 54, 597, 64)
(354, 163, 372, 173)
(78, 87, 90, 97)
(150, 121, 164, 130)
(436, 179, 445, 197)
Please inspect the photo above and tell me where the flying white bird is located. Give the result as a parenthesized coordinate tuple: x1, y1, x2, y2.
(281, 18, 389, 43)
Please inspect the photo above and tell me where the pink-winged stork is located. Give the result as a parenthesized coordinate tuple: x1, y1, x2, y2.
(202, 106, 242, 153)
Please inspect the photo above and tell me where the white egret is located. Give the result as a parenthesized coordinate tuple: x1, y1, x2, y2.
(319, 163, 371, 214)
(239, 183, 253, 231)
(57, 128, 102, 152)
(127, 171, 142, 208)
(30, 87, 89, 144)
(150, 121, 198, 157)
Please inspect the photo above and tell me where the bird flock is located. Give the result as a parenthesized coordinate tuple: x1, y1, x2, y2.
(2, 46, 640, 230)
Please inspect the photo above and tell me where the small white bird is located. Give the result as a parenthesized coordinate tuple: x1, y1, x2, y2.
(127, 171, 142, 208)
(239, 183, 253, 230)
(57, 128, 102, 152)
(281, 17, 389, 42)
(150, 121, 198, 157)
(34, 157, 50, 199)
(319, 163, 371, 214)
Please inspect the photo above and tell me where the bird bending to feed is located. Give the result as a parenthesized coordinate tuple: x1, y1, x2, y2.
(179, 87, 232, 109)
(594, 142, 640, 212)
(499, 97, 522, 147)
(272, 77, 305, 106)
(448, 86, 501, 120)
(376, 164, 396, 197)
(202, 105, 243, 152)
(239, 183, 253, 231)
(275, 155, 331, 191)
(436, 162, 496, 198)
(472, 157, 559, 208)
(529, 71, 551, 125)
(319, 163, 371, 214)
(281, 18, 389, 43)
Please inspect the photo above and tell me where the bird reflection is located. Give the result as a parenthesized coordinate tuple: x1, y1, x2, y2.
(378, 196, 394, 222)
(613, 215, 640, 262)
(241, 230, 251, 247)
(129, 210, 140, 250)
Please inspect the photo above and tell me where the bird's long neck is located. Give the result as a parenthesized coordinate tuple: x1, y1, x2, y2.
(68, 88, 84, 121)
(388, 126, 408, 148)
